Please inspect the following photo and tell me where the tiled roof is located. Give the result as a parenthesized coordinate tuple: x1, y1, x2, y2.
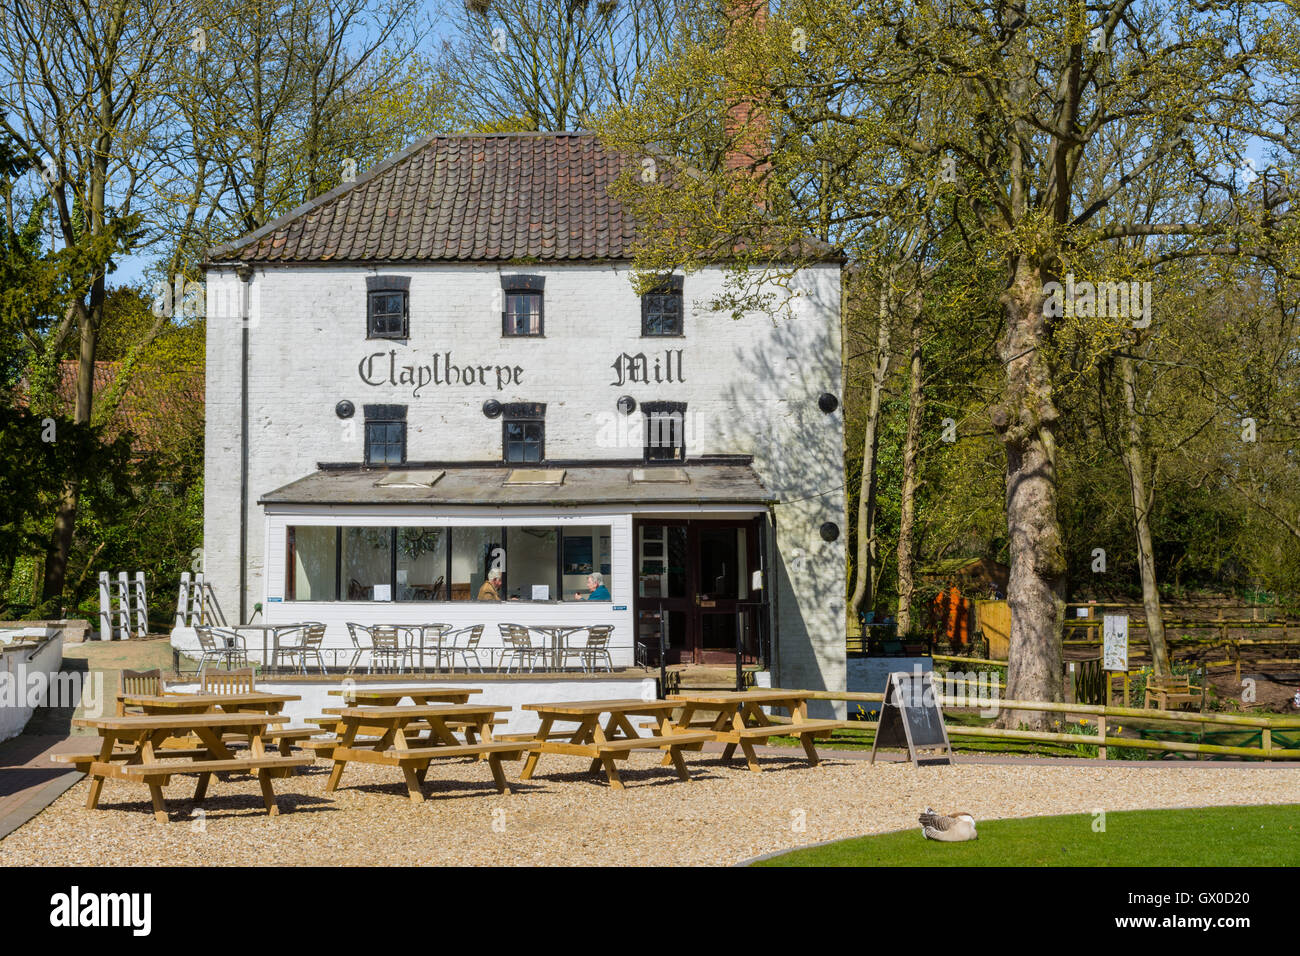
(259, 461, 774, 507)
(210, 132, 839, 265)
(210, 133, 642, 264)
(16, 360, 204, 454)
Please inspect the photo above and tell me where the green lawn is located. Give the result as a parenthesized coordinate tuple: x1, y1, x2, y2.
(753, 805, 1300, 866)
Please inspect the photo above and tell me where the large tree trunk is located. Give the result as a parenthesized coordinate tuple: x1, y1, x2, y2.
(42, 298, 97, 602)
(848, 275, 893, 622)
(992, 264, 1066, 728)
(895, 290, 923, 635)
(42, 149, 108, 601)
(1118, 350, 1171, 677)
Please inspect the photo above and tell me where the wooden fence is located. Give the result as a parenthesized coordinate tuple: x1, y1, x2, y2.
(795, 690, 1300, 761)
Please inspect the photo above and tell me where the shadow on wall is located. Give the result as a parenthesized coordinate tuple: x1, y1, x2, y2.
(717, 277, 846, 710)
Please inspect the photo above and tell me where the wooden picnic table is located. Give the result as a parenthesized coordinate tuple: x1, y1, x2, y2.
(319, 703, 521, 803)
(667, 689, 849, 772)
(325, 686, 479, 707)
(518, 699, 717, 790)
(62, 712, 310, 823)
(116, 691, 301, 716)
(115, 691, 312, 754)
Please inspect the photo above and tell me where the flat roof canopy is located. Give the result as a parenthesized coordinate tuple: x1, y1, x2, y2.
(259, 461, 774, 508)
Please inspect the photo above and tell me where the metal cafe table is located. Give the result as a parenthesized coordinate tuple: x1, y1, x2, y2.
(528, 625, 585, 671)
(666, 689, 849, 772)
(228, 624, 313, 673)
(517, 699, 716, 789)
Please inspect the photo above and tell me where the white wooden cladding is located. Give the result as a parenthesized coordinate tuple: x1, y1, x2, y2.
(97, 571, 148, 640)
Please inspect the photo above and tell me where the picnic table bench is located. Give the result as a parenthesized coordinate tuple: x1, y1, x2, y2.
(518, 699, 716, 790)
(317, 704, 521, 803)
(668, 690, 848, 771)
(61, 712, 310, 823)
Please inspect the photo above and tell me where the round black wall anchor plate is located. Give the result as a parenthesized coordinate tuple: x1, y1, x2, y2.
(820, 521, 840, 542)
(335, 400, 355, 419)
(483, 399, 503, 419)
(818, 392, 840, 414)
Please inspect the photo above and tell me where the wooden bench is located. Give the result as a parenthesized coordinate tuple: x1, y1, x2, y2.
(595, 731, 716, 753)
(734, 719, 845, 740)
(1145, 676, 1204, 711)
(52, 748, 209, 773)
(329, 739, 530, 802)
(121, 756, 312, 817)
(121, 756, 310, 778)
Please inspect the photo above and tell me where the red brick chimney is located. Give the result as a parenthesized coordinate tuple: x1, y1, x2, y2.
(723, 0, 771, 184)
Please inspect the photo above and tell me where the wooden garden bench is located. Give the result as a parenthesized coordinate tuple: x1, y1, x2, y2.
(1145, 675, 1204, 711)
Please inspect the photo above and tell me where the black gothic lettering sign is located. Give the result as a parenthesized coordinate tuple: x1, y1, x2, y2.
(358, 350, 525, 397)
(610, 349, 684, 387)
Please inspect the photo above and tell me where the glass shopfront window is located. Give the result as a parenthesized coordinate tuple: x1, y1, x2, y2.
(286, 526, 337, 600)
(285, 523, 612, 602)
(503, 526, 557, 601)
(396, 527, 448, 601)
(342, 527, 393, 600)
(452, 526, 502, 601)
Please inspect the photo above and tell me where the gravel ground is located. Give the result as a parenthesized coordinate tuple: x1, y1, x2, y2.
(3, 751, 1298, 866)
(5, 749, 1294, 868)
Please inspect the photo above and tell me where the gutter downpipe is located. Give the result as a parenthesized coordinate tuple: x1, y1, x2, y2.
(236, 264, 253, 624)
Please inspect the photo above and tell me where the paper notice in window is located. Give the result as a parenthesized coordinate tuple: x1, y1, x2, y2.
(373, 585, 391, 601)
(531, 585, 550, 601)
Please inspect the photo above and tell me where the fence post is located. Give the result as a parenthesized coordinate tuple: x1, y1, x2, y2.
(116, 571, 130, 641)
(98, 571, 112, 641)
(133, 572, 148, 637)
(175, 572, 191, 628)
(1097, 713, 1107, 760)
(1262, 727, 1272, 758)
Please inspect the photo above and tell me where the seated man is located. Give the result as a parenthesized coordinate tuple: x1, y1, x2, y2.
(477, 569, 503, 601)
(574, 572, 610, 601)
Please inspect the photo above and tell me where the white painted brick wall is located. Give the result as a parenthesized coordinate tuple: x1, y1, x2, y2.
(204, 262, 844, 703)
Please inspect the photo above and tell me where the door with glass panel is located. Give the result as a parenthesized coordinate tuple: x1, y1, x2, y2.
(635, 519, 757, 665)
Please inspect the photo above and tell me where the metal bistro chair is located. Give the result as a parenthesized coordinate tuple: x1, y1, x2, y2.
(274, 622, 327, 675)
(368, 625, 410, 674)
(499, 623, 547, 674)
(345, 622, 369, 675)
(195, 625, 249, 677)
(564, 625, 615, 673)
(442, 625, 485, 673)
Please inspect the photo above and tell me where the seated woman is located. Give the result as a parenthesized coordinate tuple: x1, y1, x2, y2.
(574, 572, 610, 601)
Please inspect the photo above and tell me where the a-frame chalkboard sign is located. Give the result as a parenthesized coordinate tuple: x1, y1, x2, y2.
(869, 671, 954, 765)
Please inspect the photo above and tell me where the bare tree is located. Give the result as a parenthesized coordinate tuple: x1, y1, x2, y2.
(439, 0, 690, 131)
(0, 0, 180, 602)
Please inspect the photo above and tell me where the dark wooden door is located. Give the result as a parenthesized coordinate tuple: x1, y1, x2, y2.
(635, 519, 760, 665)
